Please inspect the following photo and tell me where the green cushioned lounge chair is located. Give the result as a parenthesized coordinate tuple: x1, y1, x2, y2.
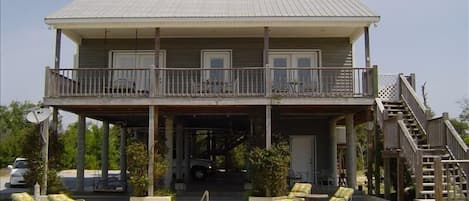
(329, 187, 354, 201)
(275, 182, 312, 201)
(11, 192, 34, 201)
(48, 194, 85, 201)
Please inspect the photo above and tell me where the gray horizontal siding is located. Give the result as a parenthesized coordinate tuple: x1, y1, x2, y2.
(78, 38, 352, 68)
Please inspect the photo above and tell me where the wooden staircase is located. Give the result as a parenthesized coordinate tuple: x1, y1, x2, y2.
(381, 100, 469, 199)
(376, 75, 469, 201)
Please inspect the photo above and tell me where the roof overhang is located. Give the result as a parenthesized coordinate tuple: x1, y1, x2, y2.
(45, 16, 380, 44)
(45, 16, 379, 29)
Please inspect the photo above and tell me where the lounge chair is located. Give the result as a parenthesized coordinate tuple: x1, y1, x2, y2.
(275, 182, 312, 201)
(48, 194, 85, 201)
(11, 192, 34, 201)
(329, 187, 354, 201)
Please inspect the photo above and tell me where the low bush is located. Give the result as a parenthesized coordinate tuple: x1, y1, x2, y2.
(248, 143, 290, 197)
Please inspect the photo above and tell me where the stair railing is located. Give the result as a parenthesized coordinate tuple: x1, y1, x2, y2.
(434, 158, 469, 201)
(399, 74, 430, 131)
(375, 98, 386, 129)
(444, 118, 469, 174)
(430, 112, 469, 200)
(200, 190, 210, 201)
(396, 112, 423, 197)
(427, 116, 446, 148)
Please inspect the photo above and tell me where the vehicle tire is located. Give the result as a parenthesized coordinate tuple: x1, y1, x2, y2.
(191, 166, 207, 181)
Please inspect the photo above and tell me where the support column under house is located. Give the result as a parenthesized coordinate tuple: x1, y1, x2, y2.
(77, 115, 86, 192)
(148, 106, 158, 196)
(345, 114, 356, 188)
(119, 126, 127, 184)
(164, 116, 174, 188)
(101, 120, 109, 183)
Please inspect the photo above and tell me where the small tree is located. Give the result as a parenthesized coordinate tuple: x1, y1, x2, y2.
(249, 143, 290, 197)
(126, 141, 169, 197)
(21, 125, 66, 194)
(126, 142, 149, 197)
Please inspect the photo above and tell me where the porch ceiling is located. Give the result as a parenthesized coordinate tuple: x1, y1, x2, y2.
(63, 26, 365, 44)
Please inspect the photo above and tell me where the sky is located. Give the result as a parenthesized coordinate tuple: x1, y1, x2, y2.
(0, 0, 468, 125)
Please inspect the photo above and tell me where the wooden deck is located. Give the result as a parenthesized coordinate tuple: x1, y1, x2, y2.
(44, 67, 376, 105)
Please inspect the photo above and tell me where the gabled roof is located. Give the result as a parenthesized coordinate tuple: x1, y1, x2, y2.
(47, 0, 377, 19)
(45, 0, 379, 28)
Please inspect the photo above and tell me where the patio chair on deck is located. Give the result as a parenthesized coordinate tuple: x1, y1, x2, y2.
(275, 182, 312, 201)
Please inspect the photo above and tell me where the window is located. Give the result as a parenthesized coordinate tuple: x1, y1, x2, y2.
(202, 50, 232, 82)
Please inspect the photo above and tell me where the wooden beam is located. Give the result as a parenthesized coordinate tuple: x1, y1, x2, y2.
(153, 28, 161, 97)
(397, 156, 405, 201)
(264, 27, 271, 98)
(119, 126, 127, 187)
(55, 29, 62, 69)
(41, 118, 50, 195)
(364, 27, 370, 67)
(374, 125, 381, 195)
(373, 65, 378, 97)
(44, 97, 375, 106)
(266, 105, 272, 149)
(154, 28, 160, 68)
(164, 116, 174, 188)
(434, 157, 443, 201)
(345, 113, 356, 188)
(101, 120, 109, 183)
(263, 27, 270, 67)
(148, 106, 158, 196)
(366, 122, 373, 195)
(329, 119, 338, 183)
(383, 158, 390, 200)
(77, 115, 86, 193)
(176, 120, 183, 181)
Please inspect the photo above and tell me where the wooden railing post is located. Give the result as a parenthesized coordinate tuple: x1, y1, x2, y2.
(265, 64, 272, 97)
(415, 150, 423, 198)
(44, 66, 51, 97)
(442, 112, 449, 146)
(373, 65, 378, 97)
(397, 112, 404, 148)
(434, 157, 443, 201)
(150, 68, 157, 97)
(409, 73, 416, 91)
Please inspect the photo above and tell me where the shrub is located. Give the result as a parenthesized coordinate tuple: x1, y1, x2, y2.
(126, 142, 149, 197)
(126, 141, 169, 197)
(21, 125, 66, 194)
(248, 143, 290, 197)
(154, 188, 176, 201)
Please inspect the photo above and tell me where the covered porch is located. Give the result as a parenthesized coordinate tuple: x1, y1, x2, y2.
(57, 104, 372, 194)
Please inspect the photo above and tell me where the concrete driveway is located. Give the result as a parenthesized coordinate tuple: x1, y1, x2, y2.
(0, 169, 122, 199)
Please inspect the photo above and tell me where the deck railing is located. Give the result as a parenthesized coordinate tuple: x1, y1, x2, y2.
(45, 67, 375, 98)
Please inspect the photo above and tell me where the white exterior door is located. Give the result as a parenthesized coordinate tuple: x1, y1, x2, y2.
(292, 53, 319, 92)
(112, 51, 165, 91)
(202, 51, 231, 82)
(290, 135, 317, 184)
(269, 51, 320, 92)
(269, 54, 291, 91)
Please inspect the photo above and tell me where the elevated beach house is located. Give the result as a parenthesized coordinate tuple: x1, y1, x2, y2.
(43, 0, 381, 195)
